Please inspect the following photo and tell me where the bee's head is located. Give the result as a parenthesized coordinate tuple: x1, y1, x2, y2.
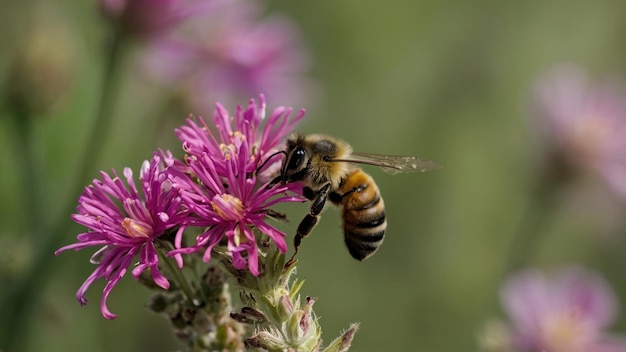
(279, 135, 310, 183)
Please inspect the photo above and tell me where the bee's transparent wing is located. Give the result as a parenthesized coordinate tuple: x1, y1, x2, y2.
(331, 152, 442, 175)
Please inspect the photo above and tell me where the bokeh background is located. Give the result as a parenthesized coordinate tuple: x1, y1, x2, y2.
(2, 0, 626, 351)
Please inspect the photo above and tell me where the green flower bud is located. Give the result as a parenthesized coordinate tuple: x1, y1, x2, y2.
(246, 329, 290, 351)
(322, 323, 360, 352)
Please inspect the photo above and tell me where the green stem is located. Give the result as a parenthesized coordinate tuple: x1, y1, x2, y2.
(157, 249, 196, 305)
(191, 256, 210, 305)
(0, 28, 130, 351)
(11, 110, 46, 237)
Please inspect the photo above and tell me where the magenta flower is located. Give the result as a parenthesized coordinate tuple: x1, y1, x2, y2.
(500, 266, 626, 352)
(530, 64, 626, 197)
(169, 97, 305, 275)
(175, 94, 305, 182)
(99, 0, 217, 39)
(55, 151, 188, 319)
(141, 0, 312, 111)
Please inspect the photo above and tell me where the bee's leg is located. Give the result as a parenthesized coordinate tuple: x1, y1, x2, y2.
(286, 183, 331, 267)
(302, 186, 317, 200)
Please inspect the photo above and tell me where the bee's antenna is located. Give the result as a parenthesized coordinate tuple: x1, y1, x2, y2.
(256, 150, 287, 175)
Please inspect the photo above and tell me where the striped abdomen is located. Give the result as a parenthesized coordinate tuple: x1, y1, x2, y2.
(336, 169, 386, 261)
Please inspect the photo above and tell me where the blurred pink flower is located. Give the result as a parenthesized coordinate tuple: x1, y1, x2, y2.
(500, 266, 626, 352)
(141, 0, 312, 112)
(55, 151, 188, 319)
(99, 0, 218, 39)
(168, 96, 305, 275)
(530, 64, 626, 197)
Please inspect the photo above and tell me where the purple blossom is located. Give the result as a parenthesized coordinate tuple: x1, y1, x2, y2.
(55, 151, 188, 319)
(140, 0, 312, 111)
(169, 97, 305, 275)
(530, 64, 626, 197)
(98, 0, 218, 39)
(500, 266, 626, 352)
(175, 94, 305, 182)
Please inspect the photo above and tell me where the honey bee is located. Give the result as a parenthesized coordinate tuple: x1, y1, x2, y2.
(275, 133, 441, 263)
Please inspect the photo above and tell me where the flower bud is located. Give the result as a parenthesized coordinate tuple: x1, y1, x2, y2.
(276, 294, 294, 320)
(146, 293, 170, 314)
(245, 329, 290, 351)
(170, 306, 197, 330)
(322, 323, 360, 352)
(299, 296, 316, 336)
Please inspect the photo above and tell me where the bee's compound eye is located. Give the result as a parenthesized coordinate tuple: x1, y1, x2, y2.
(288, 148, 306, 171)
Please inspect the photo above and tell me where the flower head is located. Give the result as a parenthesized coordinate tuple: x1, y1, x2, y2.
(175, 94, 305, 182)
(498, 266, 626, 352)
(55, 151, 188, 319)
(169, 97, 305, 275)
(530, 64, 626, 196)
(141, 0, 312, 110)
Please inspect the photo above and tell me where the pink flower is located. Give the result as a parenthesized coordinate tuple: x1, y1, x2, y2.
(169, 96, 305, 275)
(500, 266, 626, 352)
(99, 0, 218, 39)
(141, 0, 312, 111)
(56, 96, 306, 318)
(55, 151, 188, 319)
(530, 64, 626, 197)
(175, 94, 305, 182)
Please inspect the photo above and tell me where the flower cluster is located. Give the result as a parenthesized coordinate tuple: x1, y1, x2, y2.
(56, 96, 305, 319)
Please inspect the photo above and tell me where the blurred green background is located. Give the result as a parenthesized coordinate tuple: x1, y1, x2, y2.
(2, 0, 626, 351)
